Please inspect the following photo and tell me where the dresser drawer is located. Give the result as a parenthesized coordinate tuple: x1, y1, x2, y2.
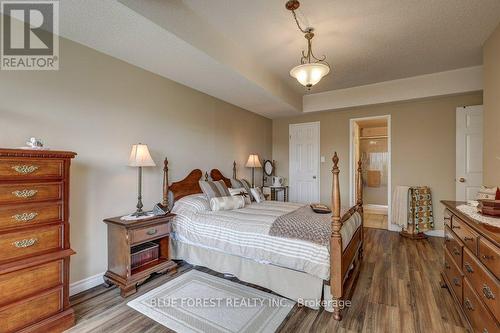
(0, 202, 63, 230)
(444, 247, 463, 302)
(130, 223, 170, 245)
(0, 182, 63, 205)
(0, 159, 63, 181)
(445, 225, 463, 268)
(479, 237, 500, 280)
(463, 277, 499, 333)
(444, 209, 452, 228)
(0, 287, 63, 333)
(463, 247, 500, 322)
(0, 225, 63, 262)
(452, 216, 478, 255)
(0, 260, 63, 306)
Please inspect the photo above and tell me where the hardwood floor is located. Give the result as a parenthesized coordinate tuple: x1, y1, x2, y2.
(67, 228, 468, 333)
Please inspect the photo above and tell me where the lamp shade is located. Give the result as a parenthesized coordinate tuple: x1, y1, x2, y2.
(290, 63, 330, 88)
(128, 144, 156, 167)
(245, 154, 262, 168)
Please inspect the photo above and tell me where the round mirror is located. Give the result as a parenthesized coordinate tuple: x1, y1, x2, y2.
(263, 160, 274, 176)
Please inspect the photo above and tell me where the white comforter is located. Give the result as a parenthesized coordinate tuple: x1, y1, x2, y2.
(171, 196, 361, 280)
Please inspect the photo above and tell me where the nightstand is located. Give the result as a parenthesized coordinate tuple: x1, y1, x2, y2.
(103, 214, 177, 297)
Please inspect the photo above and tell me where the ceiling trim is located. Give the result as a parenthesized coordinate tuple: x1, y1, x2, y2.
(303, 66, 483, 113)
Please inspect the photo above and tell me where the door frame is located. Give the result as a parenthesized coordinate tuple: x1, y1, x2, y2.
(349, 115, 394, 230)
(289, 121, 321, 203)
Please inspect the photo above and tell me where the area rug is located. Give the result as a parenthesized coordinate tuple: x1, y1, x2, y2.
(127, 270, 295, 333)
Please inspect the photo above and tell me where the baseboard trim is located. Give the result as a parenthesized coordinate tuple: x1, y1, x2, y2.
(70, 272, 105, 296)
(424, 230, 444, 238)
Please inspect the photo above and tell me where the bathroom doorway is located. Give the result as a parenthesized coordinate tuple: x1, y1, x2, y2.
(350, 115, 391, 230)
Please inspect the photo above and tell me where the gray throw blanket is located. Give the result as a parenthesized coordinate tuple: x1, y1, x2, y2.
(269, 205, 333, 246)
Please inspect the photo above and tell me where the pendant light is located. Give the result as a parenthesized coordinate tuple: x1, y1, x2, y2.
(286, 0, 330, 90)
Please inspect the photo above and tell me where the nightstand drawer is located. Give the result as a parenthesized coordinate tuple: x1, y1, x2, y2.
(0, 202, 63, 230)
(130, 223, 170, 245)
(0, 182, 63, 204)
(0, 225, 63, 262)
(0, 159, 64, 181)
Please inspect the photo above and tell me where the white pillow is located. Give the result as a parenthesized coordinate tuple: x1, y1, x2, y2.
(250, 187, 265, 203)
(229, 187, 251, 205)
(210, 196, 245, 211)
(172, 194, 210, 215)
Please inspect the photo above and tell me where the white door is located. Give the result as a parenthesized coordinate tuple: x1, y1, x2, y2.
(289, 122, 320, 203)
(456, 105, 483, 201)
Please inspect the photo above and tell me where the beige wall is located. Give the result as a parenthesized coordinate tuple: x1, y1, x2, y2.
(0, 38, 272, 283)
(273, 93, 483, 231)
(483, 22, 500, 187)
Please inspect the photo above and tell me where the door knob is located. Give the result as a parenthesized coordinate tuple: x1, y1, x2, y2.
(459, 177, 466, 183)
(312, 176, 317, 179)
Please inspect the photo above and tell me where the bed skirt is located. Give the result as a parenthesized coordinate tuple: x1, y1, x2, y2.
(170, 238, 336, 311)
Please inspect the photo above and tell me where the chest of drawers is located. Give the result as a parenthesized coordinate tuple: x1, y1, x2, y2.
(441, 201, 500, 333)
(0, 148, 76, 333)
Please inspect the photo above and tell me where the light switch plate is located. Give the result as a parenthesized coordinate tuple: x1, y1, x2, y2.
(321, 156, 325, 163)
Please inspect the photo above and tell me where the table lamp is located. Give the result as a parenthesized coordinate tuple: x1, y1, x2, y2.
(128, 143, 156, 217)
(245, 154, 262, 187)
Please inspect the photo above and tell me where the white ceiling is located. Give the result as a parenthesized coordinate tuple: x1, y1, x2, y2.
(55, 1, 499, 118)
(183, 0, 500, 94)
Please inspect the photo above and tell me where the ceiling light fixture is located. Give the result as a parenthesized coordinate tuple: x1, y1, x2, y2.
(286, 0, 330, 90)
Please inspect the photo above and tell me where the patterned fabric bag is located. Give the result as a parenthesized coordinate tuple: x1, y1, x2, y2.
(408, 186, 434, 232)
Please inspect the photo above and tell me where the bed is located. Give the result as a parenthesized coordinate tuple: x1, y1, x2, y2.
(167, 153, 363, 320)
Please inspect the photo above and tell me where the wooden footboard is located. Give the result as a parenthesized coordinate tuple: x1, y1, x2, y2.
(330, 153, 364, 320)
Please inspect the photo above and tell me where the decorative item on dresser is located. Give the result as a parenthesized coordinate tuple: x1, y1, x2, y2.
(441, 201, 500, 333)
(0, 148, 76, 333)
(103, 214, 177, 297)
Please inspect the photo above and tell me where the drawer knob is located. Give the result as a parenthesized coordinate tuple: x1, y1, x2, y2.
(483, 329, 489, 333)
(11, 165, 39, 174)
(12, 189, 38, 198)
(444, 262, 450, 270)
(482, 255, 494, 260)
(12, 238, 37, 248)
(452, 248, 460, 256)
(453, 277, 460, 286)
(463, 237, 474, 242)
(464, 262, 474, 273)
(11, 212, 38, 222)
(452, 225, 461, 230)
(482, 284, 495, 300)
(464, 298, 474, 311)
(146, 228, 158, 236)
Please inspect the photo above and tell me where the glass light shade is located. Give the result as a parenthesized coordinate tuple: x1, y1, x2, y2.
(289, 63, 330, 88)
(128, 144, 156, 167)
(245, 154, 262, 168)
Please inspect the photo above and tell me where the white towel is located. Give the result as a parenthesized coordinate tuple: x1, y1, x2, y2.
(392, 186, 410, 228)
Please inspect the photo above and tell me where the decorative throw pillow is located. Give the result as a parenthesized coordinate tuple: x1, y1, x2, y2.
(229, 187, 251, 205)
(210, 196, 245, 211)
(199, 180, 230, 200)
(250, 187, 266, 203)
(231, 178, 254, 201)
(476, 186, 500, 200)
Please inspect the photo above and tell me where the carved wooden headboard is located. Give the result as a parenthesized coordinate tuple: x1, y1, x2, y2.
(168, 169, 203, 202)
(210, 161, 236, 188)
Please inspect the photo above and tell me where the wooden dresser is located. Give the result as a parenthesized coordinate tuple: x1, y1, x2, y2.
(0, 148, 76, 333)
(441, 201, 500, 333)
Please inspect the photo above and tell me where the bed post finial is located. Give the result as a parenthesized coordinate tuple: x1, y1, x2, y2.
(330, 152, 343, 320)
(357, 159, 363, 206)
(162, 157, 169, 207)
(233, 161, 237, 179)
